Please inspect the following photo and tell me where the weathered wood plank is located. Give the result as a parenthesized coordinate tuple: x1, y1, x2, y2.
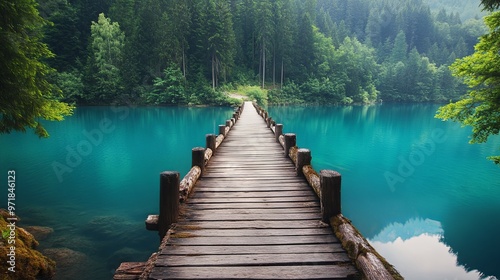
(181, 201, 320, 210)
(174, 220, 330, 229)
(168, 235, 338, 246)
(190, 190, 314, 198)
(149, 265, 359, 280)
(160, 244, 347, 256)
(193, 186, 311, 192)
(182, 206, 319, 214)
(155, 253, 351, 267)
(172, 228, 333, 237)
(183, 212, 323, 221)
(186, 196, 318, 204)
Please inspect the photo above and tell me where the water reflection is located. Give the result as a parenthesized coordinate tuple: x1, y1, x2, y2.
(369, 218, 498, 280)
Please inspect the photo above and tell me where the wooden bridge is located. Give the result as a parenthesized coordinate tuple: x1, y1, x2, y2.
(115, 101, 401, 280)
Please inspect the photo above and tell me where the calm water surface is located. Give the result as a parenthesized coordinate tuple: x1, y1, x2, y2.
(268, 104, 500, 280)
(1, 104, 499, 279)
(0, 106, 235, 279)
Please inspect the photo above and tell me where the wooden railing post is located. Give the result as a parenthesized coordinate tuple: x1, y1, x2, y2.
(296, 149, 311, 176)
(275, 124, 283, 143)
(219, 124, 226, 136)
(320, 170, 341, 222)
(159, 171, 180, 239)
(284, 133, 296, 158)
(266, 117, 273, 128)
(206, 134, 216, 153)
(192, 147, 206, 174)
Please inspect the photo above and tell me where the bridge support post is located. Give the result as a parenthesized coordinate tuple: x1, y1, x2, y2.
(320, 170, 341, 222)
(275, 124, 283, 143)
(296, 149, 311, 176)
(159, 171, 180, 239)
(206, 134, 216, 153)
(192, 147, 206, 174)
(219, 125, 226, 136)
(266, 117, 273, 128)
(284, 133, 296, 158)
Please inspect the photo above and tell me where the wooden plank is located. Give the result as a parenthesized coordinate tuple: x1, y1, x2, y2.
(174, 220, 329, 229)
(168, 235, 338, 246)
(197, 177, 307, 183)
(186, 196, 318, 204)
(183, 212, 322, 221)
(113, 262, 145, 280)
(149, 265, 359, 280)
(189, 190, 314, 198)
(192, 186, 311, 192)
(181, 201, 320, 210)
(155, 253, 351, 267)
(172, 228, 334, 237)
(183, 206, 319, 214)
(160, 244, 347, 255)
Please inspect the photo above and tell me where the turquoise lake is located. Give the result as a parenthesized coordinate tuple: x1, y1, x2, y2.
(1, 104, 499, 279)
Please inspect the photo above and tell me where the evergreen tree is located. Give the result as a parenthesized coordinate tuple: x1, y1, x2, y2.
(389, 30, 408, 63)
(85, 13, 125, 102)
(0, 0, 73, 137)
(254, 0, 274, 88)
(436, 11, 500, 164)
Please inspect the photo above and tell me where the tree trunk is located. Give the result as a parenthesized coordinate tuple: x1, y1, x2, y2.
(273, 45, 276, 87)
(262, 39, 266, 89)
(182, 47, 186, 78)
(212, 54, 216, 90)
(280, 59, 284, 89)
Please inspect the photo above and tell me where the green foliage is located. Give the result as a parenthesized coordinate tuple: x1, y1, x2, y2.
(143, 65, 186, 105)
(0, 0, 74, 138)
(436, 11, 500, 164)
(2, 229, 9, 240)
(85, 13, 125, 103)
(31, 0, 492, 107)
(55, 71, 84, 103)
(237, 86, 268, 106)
(481, 0, 500, 11)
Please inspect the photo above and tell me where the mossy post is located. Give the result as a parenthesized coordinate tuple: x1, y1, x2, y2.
(284, 133, 296, 158)
(206, 134, 216, 153)
(192, 147, 206, 174)
(275, 124, 283, 143)
(320, 170, 341, 222)
(296, 149, 311, 176)
(159, 171, 180, 239)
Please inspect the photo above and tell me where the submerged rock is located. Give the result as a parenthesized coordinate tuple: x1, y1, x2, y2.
(24, 226, 54, 241)
(43, 247, 88, 268)
(0, 209, 56, 280)
(43, 247, 109, 280)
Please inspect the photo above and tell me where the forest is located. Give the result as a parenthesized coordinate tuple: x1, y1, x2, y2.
(36, 0, 487, 106)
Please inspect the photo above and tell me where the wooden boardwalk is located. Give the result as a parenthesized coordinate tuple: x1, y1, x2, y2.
(147, 102, 359, 279)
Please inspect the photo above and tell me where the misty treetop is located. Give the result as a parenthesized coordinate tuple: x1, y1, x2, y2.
(37, 0, 489, 105)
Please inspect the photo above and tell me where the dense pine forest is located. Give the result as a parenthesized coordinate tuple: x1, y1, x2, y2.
(38, 0, 487, 105)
